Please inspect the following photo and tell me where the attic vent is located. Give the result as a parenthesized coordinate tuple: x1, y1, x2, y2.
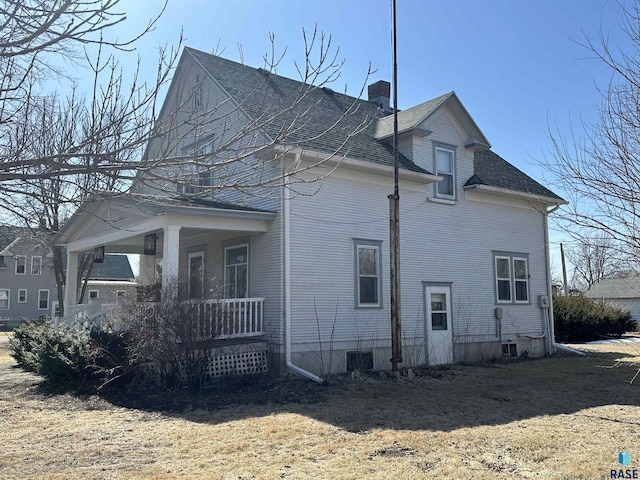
(322, 86, 334, 95)
(257, 67, 269, 76)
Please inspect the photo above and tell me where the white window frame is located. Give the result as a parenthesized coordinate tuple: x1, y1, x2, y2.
(17, 289, 27, 303)
(224, 243, 249, 299)
(31, 256, 42, 275)
(88, 290, 99, 300)
(188, 251, 205, 300)
(38, 289, 50, 310)
(434, 145, 456, 200)
(354, 239, 383, 308)
(0, 289, 9, 310)
(193, 85, 202, 110)
(15, 255, 26, 275)
(493, 253, 529, 305)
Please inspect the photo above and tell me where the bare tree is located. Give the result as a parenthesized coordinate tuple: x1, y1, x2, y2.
(545, 0, 640, 264)
(564, 235, 625, 290)
(1, 2, 374, 316)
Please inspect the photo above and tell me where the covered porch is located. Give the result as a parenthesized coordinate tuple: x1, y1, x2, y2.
(55, 193, 276, 344)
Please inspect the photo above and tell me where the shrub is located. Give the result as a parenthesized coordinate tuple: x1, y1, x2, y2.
(9, 320, 91, 384)
(553, 295, 635, 342)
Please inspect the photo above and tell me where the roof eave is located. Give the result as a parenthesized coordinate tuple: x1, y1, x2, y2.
(279, 146, 442, 184)
(464, 184, 568, 206)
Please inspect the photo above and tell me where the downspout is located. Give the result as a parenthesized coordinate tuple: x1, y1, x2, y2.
(543, 204, 560, 355)
(283, 155, 323, 383)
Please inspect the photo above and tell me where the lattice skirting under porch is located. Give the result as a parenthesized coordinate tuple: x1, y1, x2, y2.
(205, 343, 268, 379)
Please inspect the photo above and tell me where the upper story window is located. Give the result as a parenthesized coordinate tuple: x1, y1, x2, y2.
(193, 86, 202, 110)
(31, 256, 42, 275)
(15, 255, 26, 275)
(434, 145, 456, 200)
(494, 252, 529, 304)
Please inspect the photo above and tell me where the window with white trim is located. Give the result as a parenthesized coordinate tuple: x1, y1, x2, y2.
(0, 289, 9, 309)
(38, 289, 49, 310)
(17, 289, 27, 303)
(15, 255, 26, 275)
(31, 256, 42, 275)
(224, 244, 248, 299)
(354, 240, 382, 307)
(494, 253, 529, 304)
(435, 146, 456, 199)
(88, 290, 99, 300)
(193, 86, 202, 110)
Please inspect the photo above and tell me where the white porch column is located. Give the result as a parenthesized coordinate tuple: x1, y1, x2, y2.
(64, 251, 79, 316)
(162, 226, 181, 288)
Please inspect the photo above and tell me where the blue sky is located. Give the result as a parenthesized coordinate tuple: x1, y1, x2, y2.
(110, 0, 625, 186)
(99, 0, 629, 276)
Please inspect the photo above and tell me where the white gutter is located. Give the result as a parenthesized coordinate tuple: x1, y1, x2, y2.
(543, 206, 588, 357)
(283, 155, 323, 383)
(543, 204, 560, 355)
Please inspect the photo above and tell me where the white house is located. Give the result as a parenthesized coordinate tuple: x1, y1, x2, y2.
(56, 47, 566, 379)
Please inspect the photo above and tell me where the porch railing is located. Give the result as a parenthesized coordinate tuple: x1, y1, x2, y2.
(188, 297, 265, 339)
(59, 297, 265, 340)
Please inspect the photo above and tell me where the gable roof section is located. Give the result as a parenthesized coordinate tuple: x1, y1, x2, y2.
(88, 254, 134, 281)
(374, 91, 490, 150)
(465, 149, 565, 203)
(0, 226, 51, 255)
(185, 47, 428, 174)
(585, 278, 640, 300)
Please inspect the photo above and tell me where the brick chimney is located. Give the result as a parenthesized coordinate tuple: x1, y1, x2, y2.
(368, 80, 391, 112)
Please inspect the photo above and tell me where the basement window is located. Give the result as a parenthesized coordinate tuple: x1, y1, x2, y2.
(346, 351, 374, 372)
(502, 343, 518, 358)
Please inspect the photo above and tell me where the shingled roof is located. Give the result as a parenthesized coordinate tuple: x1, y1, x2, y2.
(185, 47, 427, 174)
(185, 47, 562, 202)
(585, 278, 640, 300)
(466, 149, 565, 202)
(88, 254, 134, 281)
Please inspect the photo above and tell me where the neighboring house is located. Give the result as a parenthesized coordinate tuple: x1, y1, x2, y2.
(0, 227, 56, 328)
(83, 254, 137, 305)
(0, 226, 136, 330)
(56, 47, 566, 378)
(584, 278, 640, 324)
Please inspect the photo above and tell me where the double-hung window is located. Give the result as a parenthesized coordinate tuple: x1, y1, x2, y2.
(0, 289, 9, 309)
(354, 240, 382, 308)
(31, 256, 42, 275)
(494, 253, 529, 304)
(434, 145, 456, 200)
(38, 289, 50, 310)
(15, 255, 26, 275)
(17, 289, 27, 303)
(224, 244, 248, 299)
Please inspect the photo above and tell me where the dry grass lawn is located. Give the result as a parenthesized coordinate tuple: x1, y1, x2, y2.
(1, 339, 639, 479)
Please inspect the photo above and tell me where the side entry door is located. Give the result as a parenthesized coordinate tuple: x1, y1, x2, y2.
(424, 284, 454, 365)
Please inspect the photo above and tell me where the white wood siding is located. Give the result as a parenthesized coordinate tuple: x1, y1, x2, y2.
(135, 54, 280, 213)
(287, 111, 549, 358)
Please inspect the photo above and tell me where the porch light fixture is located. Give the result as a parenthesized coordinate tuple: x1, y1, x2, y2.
(93, 246, 105, 263)
(143, 233, 157, 256)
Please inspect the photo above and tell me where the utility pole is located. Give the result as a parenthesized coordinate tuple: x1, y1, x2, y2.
(560, 242, 569, 297)
(389, 0, 402, 371)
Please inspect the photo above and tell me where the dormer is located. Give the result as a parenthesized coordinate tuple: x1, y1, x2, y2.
(375, 91, 491, 155)
(374, 90, 491, 202)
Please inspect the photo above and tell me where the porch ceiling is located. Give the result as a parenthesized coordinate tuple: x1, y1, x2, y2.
(56, 193, 277, 253)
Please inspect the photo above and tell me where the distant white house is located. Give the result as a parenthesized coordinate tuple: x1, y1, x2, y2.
(56, 47, 567, 378)
(584, 278, 640, 323)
